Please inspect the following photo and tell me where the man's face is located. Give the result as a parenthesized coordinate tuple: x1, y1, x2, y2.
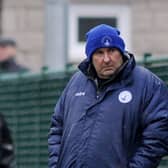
(0, 46, 7, 62)
(92, 48, 124, 79)
(0, 46, 16, 62)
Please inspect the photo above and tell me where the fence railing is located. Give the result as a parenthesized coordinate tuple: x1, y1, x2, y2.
(0, 56, 168, 168)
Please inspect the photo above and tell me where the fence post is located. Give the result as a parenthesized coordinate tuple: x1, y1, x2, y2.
(143, 52, 152, 67)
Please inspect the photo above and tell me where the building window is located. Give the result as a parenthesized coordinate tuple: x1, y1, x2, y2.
(68, 5, 131, 63)
(78, 17, 117, 42)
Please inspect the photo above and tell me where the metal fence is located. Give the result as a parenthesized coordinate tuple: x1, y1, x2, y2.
(0, 56, 168, 168)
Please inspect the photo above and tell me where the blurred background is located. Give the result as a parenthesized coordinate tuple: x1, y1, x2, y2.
(0, 0, 168, 72)
(0, 0, 168, 168)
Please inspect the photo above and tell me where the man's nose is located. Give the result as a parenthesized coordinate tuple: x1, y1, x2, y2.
(103, 53, 110, 62)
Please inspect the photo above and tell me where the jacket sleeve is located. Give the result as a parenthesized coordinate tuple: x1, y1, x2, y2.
(48, 96, 64, 168)
(129, 77, 168, 168)
(48, 72, 79, 168)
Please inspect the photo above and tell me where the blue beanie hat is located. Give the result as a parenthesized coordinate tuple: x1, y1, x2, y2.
(85, 24, 125, 60)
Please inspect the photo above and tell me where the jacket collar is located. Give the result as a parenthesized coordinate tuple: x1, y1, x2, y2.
(78, 52, 136, 90)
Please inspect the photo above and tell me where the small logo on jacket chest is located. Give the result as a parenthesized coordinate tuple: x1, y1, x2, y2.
(118, 90, 132, 103)
(75, 92, 85, 96)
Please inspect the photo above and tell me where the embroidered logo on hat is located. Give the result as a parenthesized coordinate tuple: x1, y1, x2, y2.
(101, 36, 112, 47)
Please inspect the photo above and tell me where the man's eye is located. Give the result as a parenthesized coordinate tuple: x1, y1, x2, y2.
(95, 50, 103, 55)
(98, 51, 103, 54)
(109, 48, 116, 52)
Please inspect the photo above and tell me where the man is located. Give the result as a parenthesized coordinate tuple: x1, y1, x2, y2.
(0, 113, 15, 168)
(48, 24, 168, 168)
(0, 38, 28, 73)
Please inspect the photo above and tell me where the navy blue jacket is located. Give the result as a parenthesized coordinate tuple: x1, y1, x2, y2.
(48, 55, 168, 168)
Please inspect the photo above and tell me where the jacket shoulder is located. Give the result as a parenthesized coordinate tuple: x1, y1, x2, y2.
(62, 71, 87, 95)
(133, 65, 165, 84)
(133, 65, 168, 99)
(67, 71, 87, 85)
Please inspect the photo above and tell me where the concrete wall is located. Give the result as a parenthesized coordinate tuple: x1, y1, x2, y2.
(132, 0, 168, 56)
(1, 0, 44, 72)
